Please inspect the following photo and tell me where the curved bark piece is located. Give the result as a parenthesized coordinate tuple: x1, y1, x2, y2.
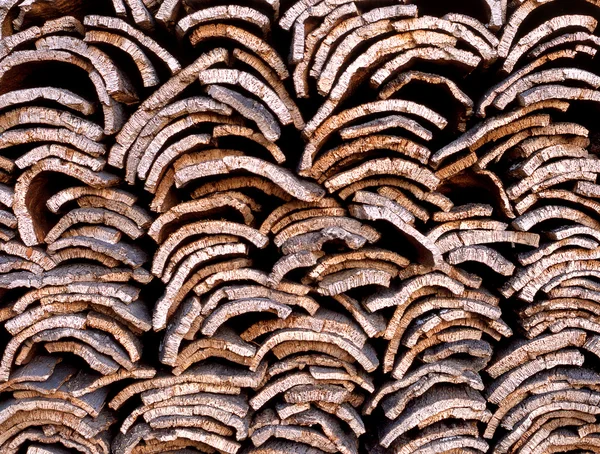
(35, 35, 138, 104)
(110, 47, 229, 168)
(232, 48, 304, 129)
(214, 124, 286, 164)
(252, 424, 338, 453)
(477, 123, 589, 171)
(124, 391, 249, 438)
(279, 228, 367, 257)
(305, 30, 470, 136)
(44, 207, 144, 244)
(47, 236, 147, 268)
(518, 237, 599, 267)
(292, 3, 357, 97)
(378, 71, 473, 130)
(379, 385, 491, 448)
(494, 68, 600, 111)
(191, 262, 294, 297)
(350, 204, 442, 266)
(137, 123, 238, 188)
(0, 127, 105, 157)
(443, 12, 501, 41)
(273, 215, 379, 248)
(393, 15, 497, 61)
(388, 420, 480, 454)
(250, 371, 340, 411)
(44, 340, 120, 375)
(0, 263, 152, 290)
(351, 191, 416, 225)
(493, 390, 600, 453)
(317, 268, 393, 296)
(371, 45, 481, 90)
(340, 179, 453, 213)
(341, 115, 433, 142)
(431, 101, 570, 167)
(0, 87, 94, 116)
(502, 15, 598, 74)
(512, 205, 600, 232)
(84, 29, 159, 88)
(148, 195, 256, 243)
(446, 245, 514, 276)
(382, 374, 486, 422)
(253, 406, 358, 454)
(503, 245, 600, 300)
(301, 99, 447, 175)
(125, 97, 231, 184)
(366, 271, 464, 314)
(8, 293, 150, 334)
(311, 136, 431, 183)
(14, 159, 119, 246)
(83, 15, 181, 74)
(0, 49, 125, 134)
(190, 175, 294, 205)
(242, 309, 368, 349)
(529, 29, 600, 58)
(324, 157, 439, 193)
(519, 85, 600, 110)
(0, 241, 54, 271)
(486, 329, 588, 379)
(154, 243, 250, 329)
(394, 295, 508, 348)
(246, 440, 327, 454)
(171, 329, 257, 373)
(152, 220, 266, 276)
(75, 195, 150, 228)
(46, 187, 136, 214)
(478, 48, 586, 115)
(202, 286, 317, 326)
(366, 360, 483, 413)
(199, 69, 293, 127)
(485, 367, 600, 445)
(510, 144, 589, 179)
(206, 84, 281, 142)
(432, 204, 493, 223)
(437, 230, 539, 254)
(0, 314, 108, 380)
(498, 0, 600, 58)
(269, 250, 323, 286)
(315, 23, 436, 96)
(250, 331, 378, 373)
(110, 362, 266, 411)
(270, 208, 349, 236)
(307, 248, 408, 282)
(0, 106, 102, 141)
(14, 145, 104, 172)
(175, 155, 325, 202)
(487, 349, 585, 408)
(13, 282, 140, 313)
(201, 298, 292, 337)
(178, 6, 270, 38)
(189, 24, 287, 79)
(384, 316, 499, 378)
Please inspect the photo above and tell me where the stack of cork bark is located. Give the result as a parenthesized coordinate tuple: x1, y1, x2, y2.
(0, 0, 600, 453)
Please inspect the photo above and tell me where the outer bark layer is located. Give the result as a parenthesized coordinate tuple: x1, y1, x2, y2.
(0, 1, 600, 453)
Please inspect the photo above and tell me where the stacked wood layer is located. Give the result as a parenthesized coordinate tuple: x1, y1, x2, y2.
(0, 0, 599, 453)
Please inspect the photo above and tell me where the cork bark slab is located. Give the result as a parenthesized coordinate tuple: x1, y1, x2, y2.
(1, 1, 600, 453)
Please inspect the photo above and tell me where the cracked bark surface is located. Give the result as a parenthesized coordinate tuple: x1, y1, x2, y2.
(1, 0, 600, 453)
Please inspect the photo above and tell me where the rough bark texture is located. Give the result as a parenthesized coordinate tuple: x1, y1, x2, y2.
(0, 0, 600, 453)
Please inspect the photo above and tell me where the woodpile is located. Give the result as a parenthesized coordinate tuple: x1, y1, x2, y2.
(1, 0, 600, 453)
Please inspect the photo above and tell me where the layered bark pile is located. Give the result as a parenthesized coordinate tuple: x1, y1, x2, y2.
(0, 0, 600, 453)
